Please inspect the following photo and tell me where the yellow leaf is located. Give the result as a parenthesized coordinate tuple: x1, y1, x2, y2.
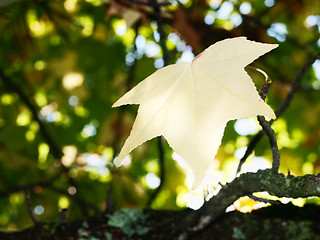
(113, 37, 277, 188)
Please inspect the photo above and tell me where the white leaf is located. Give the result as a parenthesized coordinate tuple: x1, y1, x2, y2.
(113, 37, 277, 188)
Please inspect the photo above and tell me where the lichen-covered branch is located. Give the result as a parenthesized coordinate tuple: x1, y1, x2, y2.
(180, 169, 320, 239)
(2, 169, 318, 240)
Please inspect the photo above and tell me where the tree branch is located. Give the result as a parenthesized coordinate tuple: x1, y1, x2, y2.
(58, 208, 68, 224)
(237, 51, 320, 172)
(0, 180, 99, 212)
(1, 172, 320, 239)
(0, 70, 95, 215)
(23, 188, 39, 225)
(275, 51, 320, 117)
(120, 0, 170, 7)
(236, 130, 265, 173)
(147, 137, 165, 207)
(248, 193, 281, 205)
(257, 116, 280, 173)
(0, 70, 63, 160)
(151, 0, 170, 65)
(180, 169, 320, 239)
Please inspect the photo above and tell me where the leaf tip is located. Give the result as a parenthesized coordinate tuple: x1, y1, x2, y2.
(270, 43, 279, 50)
(112, 98, 129, 108)
(264, 108, 276, 120)
(111, 102, 118, 108)
(114, 157, 122, 166)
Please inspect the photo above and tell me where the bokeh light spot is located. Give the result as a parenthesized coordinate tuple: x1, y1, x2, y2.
(186, 193, 204, 210)
(267, 23, 288, 42)
(58, 196, 70, 209)
(63, 72, 84, 90)
(239, 2, 252, 15)
(146, 173, 161, 189)
(34, 205, 44, 215)
(216, 1, 233, 20)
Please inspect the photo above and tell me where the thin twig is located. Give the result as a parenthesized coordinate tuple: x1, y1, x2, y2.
(23, 188, 39, 225)
(240, 68, 281, 200)
(46, 185, 99, 213)
(237, 51, 320, 172)
(0, 70, 63, 160)
(248, 193, 281, 205)
(0, 0, 27, 8)
(59, 208, 68, 223)
(254, 68, 280, 173)
(147, 137, 165, 207)
(0, 70, 94, 215)
(121, 0, 170, 7)
(275, 51, 320, 117)
(126, 20, 141, 90)
(146, 0, 169, 207)
(151, 0, 170, 65)
(0, 181, 99, 213)
(257, 116, 280, 173)
(105, 186, 114, 214)
(236, 130, 265, 173)
(0, 177, 55, 198)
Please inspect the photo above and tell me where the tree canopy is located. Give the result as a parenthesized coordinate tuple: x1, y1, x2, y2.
(0, 0, 320, 239)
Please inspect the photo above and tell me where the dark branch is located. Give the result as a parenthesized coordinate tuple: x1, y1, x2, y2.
(121, 0, 170, 7)
(0, 70, 63, 160)
(58, 208, 68, 223)
(275, 51, 320, 117)
(105, 186, 115, 214)
(23, 188, 39, 225)
(0, 181, 50, 198)
(248, 193, 281, 205)
(252, 66, 273, 101)
(147, 137, 165, 207)
(0, 70, 94, 214)
(257, 116, 280, 173)
(146, 0, 170, 207)
(46, 185, 99, 213)
(0, 179, 99, 213)
(151, 0, 170, 65)
(259, 80, 271, 101)
(236, 130, 265, 173)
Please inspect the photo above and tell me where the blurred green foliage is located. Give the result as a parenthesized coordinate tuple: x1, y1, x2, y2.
(0, 0, 319, 231)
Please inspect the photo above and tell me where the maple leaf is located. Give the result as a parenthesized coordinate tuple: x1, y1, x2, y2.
(113, 37, 278, 188)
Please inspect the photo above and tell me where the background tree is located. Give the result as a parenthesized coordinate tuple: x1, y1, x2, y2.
(0, 0, 320, 239)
